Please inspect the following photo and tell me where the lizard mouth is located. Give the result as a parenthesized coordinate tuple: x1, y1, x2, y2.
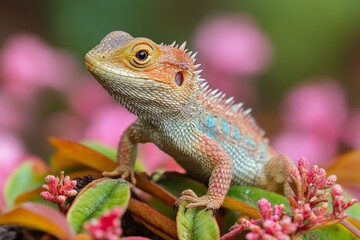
(85, 53, 128, 79)
(85, 52, 157, 85)
(84, 53, 98, 72)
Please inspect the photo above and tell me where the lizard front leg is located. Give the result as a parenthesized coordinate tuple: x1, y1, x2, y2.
(175, 132, 233, 210)
(103, 119, 148, 184)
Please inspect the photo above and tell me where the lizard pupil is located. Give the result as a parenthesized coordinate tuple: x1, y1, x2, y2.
(136, 50, 148, 61)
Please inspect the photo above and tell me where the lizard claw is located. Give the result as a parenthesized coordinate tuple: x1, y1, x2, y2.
(102, 165, 136, 185)
(174, 189, 222, 211)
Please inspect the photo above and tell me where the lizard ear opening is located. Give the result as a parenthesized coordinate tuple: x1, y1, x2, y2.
(175, 72, 184, 86)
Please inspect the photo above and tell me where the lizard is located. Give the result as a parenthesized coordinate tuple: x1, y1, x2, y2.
(85, 31, 294, 210)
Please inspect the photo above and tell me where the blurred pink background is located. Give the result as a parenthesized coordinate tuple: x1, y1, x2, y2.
(1, 6, 360, 208)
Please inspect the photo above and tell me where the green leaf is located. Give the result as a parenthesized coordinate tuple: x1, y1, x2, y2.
(227, 186, 291, 213)
(67, 178, 130, 233)
(302, 223, 358, 240)
(176, 201, 219, 240)
(82, 140, 145, 172)
(4, 160, 48, 207)
(155, 172, 207, 197)
(79, 139, 144, 171)
(81, 141, 116, 161)
(156, 172, 261, 218)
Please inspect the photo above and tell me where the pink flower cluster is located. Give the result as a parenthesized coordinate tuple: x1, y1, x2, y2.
(40, 171, 77, 213)
(287, 157, 357, 233)
(222, 199, 297, 240)
(84, 207, 123, 240)
(221, 158, 358, 239)
(331, 183, 358, 218)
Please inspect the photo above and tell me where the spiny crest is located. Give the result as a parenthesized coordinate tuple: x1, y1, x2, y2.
(160, 40, 266, 137)
(160, 40, 200, 65)
(199, 83, 266, 137)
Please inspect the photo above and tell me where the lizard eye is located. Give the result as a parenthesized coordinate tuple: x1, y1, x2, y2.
(136, 50, 148, 61)
(130, 43, 154, 67)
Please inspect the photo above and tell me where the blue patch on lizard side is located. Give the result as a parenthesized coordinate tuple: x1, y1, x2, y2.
(205, 114, 217, 139)
(233, 126, 241, 140)
(221, 119, 231, 135)
(259, 143, 266, 150)
(205, 114, 217, 128)
(244, 137, 256, 148)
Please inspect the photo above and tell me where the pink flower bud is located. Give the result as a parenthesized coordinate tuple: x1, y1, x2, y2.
(309, 211, 318, 225)
(66, 189, 78, 197)
(303, 204, 312, 219)
(331, 184, 343, 196)
(56, 195, 66, 205)
(40, 191, 54, 201)
(273, 204, 284, 219)
(280, 216, 297, 234)
(258, 198, 273, 220)
(298, 157, 309, 174)
(293, 213, 304, 225)
(325, 175, 337, 188)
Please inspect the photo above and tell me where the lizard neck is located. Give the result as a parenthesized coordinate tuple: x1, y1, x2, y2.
(103, 79, 187, 126)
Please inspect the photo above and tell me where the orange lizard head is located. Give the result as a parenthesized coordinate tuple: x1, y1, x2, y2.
(85, 31, 201, 119)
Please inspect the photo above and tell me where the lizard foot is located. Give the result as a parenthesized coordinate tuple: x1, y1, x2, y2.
(102, 165, 136, 185)
(175, 189, 221, 211)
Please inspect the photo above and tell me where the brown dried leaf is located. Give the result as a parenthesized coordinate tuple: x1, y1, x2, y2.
(128, 198, 177, 240)
(223, 196, 261, 219)
(75, 233, 92, 240)
(49, 137, 116, 172)
(134, 172, 176, 206)
(326, 151, 360, 185)
(14, 187, 42, 205)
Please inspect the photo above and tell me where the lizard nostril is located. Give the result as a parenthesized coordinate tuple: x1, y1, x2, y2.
(99, 54, 107, 60)
(175, 72, 184, 86)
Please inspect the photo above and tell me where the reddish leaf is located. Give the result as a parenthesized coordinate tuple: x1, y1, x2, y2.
(128, 198, 177, 240)
(223, 196, 261, 219)
(0, 202, 74, 239)
(68, 169, 102, 179)
(326, 151, 360, 185)
(14, 187, 42, 205)
(49, 137, 116, 172)
(121, 237, 151, 240)
(75, 233, 92, 240)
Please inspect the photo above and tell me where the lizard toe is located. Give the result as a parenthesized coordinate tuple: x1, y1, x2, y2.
(102, 165, 137, 185)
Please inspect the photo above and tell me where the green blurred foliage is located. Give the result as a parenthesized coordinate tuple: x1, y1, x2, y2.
(2, 0, 360, 104)
(1, 0, 360, 159)
(0, 0, 360, 105)
(50, 1, 360, 103)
